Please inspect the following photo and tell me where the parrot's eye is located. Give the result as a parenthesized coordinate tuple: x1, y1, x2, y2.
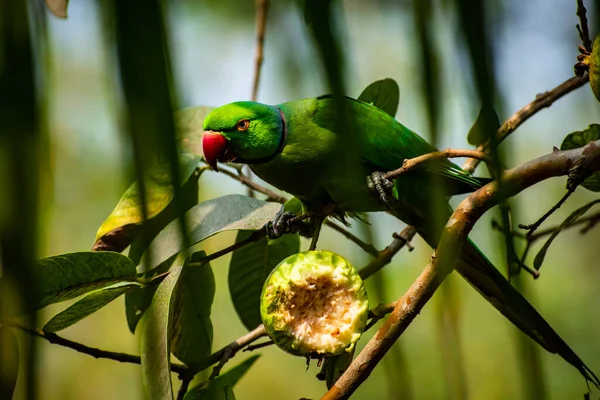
(236, 119, 250, 131)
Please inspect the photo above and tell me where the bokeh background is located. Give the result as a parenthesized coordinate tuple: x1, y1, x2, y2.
(6, 0, 600, 398)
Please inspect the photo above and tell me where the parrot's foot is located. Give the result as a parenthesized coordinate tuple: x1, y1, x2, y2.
(367, 172, 394, 206)
(266, 210, 300, 239)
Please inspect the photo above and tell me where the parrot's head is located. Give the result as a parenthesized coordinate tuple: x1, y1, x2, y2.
(202, 101, 284, 171)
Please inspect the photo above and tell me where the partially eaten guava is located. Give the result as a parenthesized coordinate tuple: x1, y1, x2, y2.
(260, 250, 369, 358)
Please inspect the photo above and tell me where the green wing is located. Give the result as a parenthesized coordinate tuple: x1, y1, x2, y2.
(317, 96, 490, 195)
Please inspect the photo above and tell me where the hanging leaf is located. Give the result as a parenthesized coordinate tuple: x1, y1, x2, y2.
(357, 78, 400, 117)
(125, 255, 178, 334)
(176, 106, 214, 155)
(140, 267, 182, 400)
(560, 124, 600, 192)
(138, 195, 281, 268)
(534, 199, 600, 270)
(170, 254, 215, 364)
(229, 232, 299, 330)
(183, 355, 260, 400)
(0, 252, 138, 311)
(467, 105, 500, 146)
(0, 327, 19, 399)
(93, 153, 202, 253)
(43, 284, 138, 333)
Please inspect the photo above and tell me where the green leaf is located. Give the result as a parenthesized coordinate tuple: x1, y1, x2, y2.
(467, 105, 500, 146)
(8, 252, 138, 310)
(357, 78, 400, 117)
(228, 231, 299, 330)
(93, 153, 202, 253)
(140, 195, 282, 267)
(534, 199, 600, 270)
(560, 124, 600, 192)
(176, 106, 214, 155)
(0, 327, 19, 399)
(140, 267, 182, 400)
(171, 254, 215, 364)
(324, 349, 355, 389)
(125, 255, 178, 334)
(183, 356, 260, 400)
(43, 284, 137, 333)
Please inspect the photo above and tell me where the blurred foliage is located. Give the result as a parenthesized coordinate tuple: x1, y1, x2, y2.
(1, 0, 600, 399)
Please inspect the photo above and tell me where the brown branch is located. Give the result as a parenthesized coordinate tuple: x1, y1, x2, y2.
(576, 0, 592, 52)
(207, 325, 267, 379)
(251, 0, 269, 102)
(462, 75, 590, 173)
(383, 149, 490, 180)
(5, 321, 189, 375)
(322, 140, 600, 400)
(358, 226, 417, 279)
(216, 165, 381, 257)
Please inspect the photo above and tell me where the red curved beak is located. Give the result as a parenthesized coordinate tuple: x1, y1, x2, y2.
(202, 131, 237, 171)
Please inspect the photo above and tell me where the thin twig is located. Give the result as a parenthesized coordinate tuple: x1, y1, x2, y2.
(383, 149, 490, 180)
(216, 165, 381, 256)
(462, 75, 590, 173)
(251, 0, 269, 102)
(188, 230, 266, 267)
(322, 140, 600, 399)
(243, 340, 274, 352)
(217, 167, 287, 203)
(208, 325, 267, 379)
(358, 226, 417, 279)
(324, 221, 379, 256)
(518, 190, 574, 236)
(5, 321, 189, 375)
(576, 0, 592, 52)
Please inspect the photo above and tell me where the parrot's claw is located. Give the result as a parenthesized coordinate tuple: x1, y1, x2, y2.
(266, 209, 299, 239)
(367, 172, 394, 207)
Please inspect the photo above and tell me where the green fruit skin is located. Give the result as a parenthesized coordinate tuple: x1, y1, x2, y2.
(260, 250, 369, 357)
(590, 34, 600, 102)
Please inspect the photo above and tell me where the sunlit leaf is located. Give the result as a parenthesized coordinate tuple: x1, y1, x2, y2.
(533, 199, 600, 270)
(171, 254, 215, 364)
(45, 0, 69, 19)
(357, 78, 400, 117)
(176, 106, 214, 155)
(467, 105, 500, 146)
(183, 356, 260, 400)
(229, 232, 299, 330)
(125, 255, 178, 334)
(140, 267, 181, 400)
(0, 327, 19, 399)
(43, 284, 137, 333)
(139, 195, 281, 267)
(0, 252, 138, 311)
(560, 124, 600, 192)
(93, 153, 202, 253)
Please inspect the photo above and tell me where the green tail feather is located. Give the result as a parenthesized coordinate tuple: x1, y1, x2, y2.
(458, 239, 600, 388)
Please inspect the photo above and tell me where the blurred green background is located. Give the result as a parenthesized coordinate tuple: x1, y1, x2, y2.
(8, 0, 600, 398)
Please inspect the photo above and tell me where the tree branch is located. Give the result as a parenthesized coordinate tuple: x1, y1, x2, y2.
(322, 140, 600, 400)
(462, 75, 590, 173)
(383, 149, 490, 180)
(576, 0, 592, 52)
(251, 0, 269, 102)
(358, 226, 417, 279)
(5, 320, 189, 375)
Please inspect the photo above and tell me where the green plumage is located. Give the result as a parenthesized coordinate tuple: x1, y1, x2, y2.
(203, 96, 598, 385)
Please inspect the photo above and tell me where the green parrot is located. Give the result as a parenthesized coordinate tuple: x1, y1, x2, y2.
(202, 95, 599, 386)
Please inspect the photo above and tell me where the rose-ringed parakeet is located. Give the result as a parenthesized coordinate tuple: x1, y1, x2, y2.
(201, 95, 599, 385)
